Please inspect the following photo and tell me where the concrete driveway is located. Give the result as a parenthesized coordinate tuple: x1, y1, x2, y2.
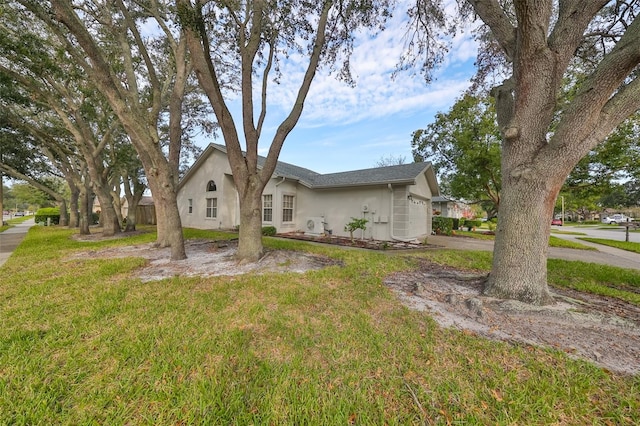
(0, 219, 35, 268)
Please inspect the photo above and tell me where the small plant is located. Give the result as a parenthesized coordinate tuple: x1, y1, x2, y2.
(261, 226, 277, 236)
(344, 217, 368, 242)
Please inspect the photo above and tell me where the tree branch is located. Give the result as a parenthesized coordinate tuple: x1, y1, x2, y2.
(262, 1, 333, 181)
(467, 0, 516, 61)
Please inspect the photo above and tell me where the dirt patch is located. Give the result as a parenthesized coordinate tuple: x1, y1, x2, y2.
(68, 238, 341, 282)
(69, 232, 639, 375)
(384, 259, 640, 375)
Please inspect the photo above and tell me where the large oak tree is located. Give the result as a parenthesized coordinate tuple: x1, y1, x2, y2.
(456, 0, 640, 304)
(12, 0, 194, 259)
(177, 0, 395, 262)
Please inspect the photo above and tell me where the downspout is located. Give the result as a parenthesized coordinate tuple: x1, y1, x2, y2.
(274, 176, 286, 227)
(388, 184, 417, 242)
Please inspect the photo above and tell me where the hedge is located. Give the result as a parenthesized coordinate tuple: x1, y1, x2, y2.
(35, 207, 60, 225)
(432, 216, 454, 235)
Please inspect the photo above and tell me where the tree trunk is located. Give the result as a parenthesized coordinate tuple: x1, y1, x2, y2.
(93, 185, 120, 237)
(123, 188, 142, 232)
(68, 185, 79, 228)
(484, 180, 558, 304)
(122, 171, 143, 232)
(78, 186, 91, 235)
(111, 185, 124, 228)
(124, 204, 138, 232)
(58, 198, 69, 227)
(146, 170, 186, 260)
(237, 192, 264, 262)
(0, 174, 3, 224)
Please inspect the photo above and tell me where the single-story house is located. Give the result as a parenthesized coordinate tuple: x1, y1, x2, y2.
(432, 195, 473, 219)
(177, 143, 440, 242)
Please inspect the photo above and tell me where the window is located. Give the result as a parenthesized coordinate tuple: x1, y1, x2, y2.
(263, 194, 273, 222)
(206, 198, 217, 218)
(207, 180, 217, 191)
(188, 199, 193, 214)
(282, 195, 294, 222)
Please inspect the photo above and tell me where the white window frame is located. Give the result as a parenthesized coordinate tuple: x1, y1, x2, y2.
(263, 194, 273, 222)
(205, 198, 217, 218)
(282, 194, 294, 223)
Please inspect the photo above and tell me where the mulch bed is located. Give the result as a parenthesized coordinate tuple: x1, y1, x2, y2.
(276, 232, 430, 250)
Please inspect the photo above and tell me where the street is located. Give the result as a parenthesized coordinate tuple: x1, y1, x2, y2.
(552, 223, 640, 243)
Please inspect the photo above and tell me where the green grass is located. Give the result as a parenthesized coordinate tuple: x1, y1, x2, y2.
(454, 230, 495, 240)
(0, 227, 639, 424)
(550, 229, 587, 236)
(548, 235, 597, 250)
(578, 237, 640, 254)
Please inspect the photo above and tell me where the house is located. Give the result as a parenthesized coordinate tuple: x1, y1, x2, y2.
(431, 195, 473, 219)
(177, 143, 440, 242)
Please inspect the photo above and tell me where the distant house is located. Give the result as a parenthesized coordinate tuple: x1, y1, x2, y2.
(123, 196, 156, 225)
(93, 195, 156, 225)
(432, 195, 473, 219)
(177, 143, 440, 242)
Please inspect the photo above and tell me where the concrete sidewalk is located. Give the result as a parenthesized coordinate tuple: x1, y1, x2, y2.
(0, 219, 35, 268)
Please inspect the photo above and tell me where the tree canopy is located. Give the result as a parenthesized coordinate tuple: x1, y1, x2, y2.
(412, 94, 501, 217)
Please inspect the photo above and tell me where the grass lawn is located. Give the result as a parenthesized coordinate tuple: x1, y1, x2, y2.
(550, 229, 587, 236)
(0, 226, 638, 424)
(578, 237, 640, 254)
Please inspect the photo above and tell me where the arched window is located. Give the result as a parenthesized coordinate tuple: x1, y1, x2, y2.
(207, 180, 217, 191)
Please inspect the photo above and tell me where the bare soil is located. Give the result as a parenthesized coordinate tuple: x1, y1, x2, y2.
(384, 259, 640, 376)
(69, 236, 341, 281)
(69, 232, 640, 375)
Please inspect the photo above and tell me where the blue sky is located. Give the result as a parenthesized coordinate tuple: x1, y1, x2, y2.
(195, 3, 480, 174)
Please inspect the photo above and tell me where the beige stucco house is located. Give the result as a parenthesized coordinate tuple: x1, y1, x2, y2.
(177, 143, 440, 242)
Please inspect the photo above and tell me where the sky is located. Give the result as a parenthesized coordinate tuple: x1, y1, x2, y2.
(195, 3, 481, 175)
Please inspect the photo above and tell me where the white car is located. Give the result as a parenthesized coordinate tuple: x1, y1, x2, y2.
(601, 214, 633, 224)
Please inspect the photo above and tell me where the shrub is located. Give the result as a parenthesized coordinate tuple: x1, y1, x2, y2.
(261, 226, 277, 236)
(465, 219, 482, 231)
(432, 216, 454, 235)
(35, 207, 60, 225)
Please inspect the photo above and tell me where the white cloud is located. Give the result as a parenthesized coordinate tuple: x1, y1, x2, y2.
(254, 1, 478, 134)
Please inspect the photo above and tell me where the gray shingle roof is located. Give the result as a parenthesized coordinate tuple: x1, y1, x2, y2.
(310, 162, 432, 188)
(208, 143, 431, 188)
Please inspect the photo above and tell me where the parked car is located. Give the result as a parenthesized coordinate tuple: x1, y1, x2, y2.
(601, 214, 633, 224)
(551, 218, 562, 226)
(14, 211, 24, 216)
